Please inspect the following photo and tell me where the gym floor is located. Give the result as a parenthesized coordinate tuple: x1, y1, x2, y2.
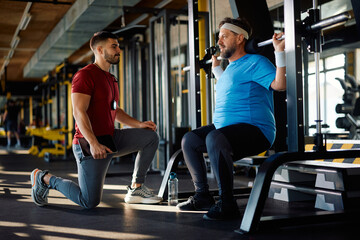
(0, 148, 357, 240)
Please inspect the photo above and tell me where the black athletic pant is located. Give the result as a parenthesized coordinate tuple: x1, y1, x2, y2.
(182, 123, 270, 201)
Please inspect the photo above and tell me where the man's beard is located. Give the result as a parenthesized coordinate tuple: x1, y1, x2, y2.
(220, 43, 237, 59)
(104, 50, 120, 64)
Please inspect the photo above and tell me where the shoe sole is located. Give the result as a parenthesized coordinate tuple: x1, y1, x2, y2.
(124, 195, 162, 204)
(177, 206, 211, 211)
(203, 213, 240, 221)
(30, 169, 46, 207)
(176, 200, 214, 211)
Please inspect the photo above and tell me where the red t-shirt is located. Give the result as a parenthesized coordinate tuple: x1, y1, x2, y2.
(72, 64, 119, 144)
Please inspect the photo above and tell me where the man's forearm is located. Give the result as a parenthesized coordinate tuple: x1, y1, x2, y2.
(74, 110, 97, 144)
(271, 67, 286, 91)
(115, 108, 141, 128)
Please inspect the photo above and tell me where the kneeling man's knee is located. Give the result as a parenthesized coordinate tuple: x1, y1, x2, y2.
(81, 198, 100, 209)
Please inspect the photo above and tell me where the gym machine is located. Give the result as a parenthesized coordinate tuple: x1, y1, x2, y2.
(149, 8, 210, 171)
(158, 0, 360, 234)
(237, 0, 360, 234)
(28, 73, 60, 157)
(28, 60, 83, 161)
(335, 74, 360, 139)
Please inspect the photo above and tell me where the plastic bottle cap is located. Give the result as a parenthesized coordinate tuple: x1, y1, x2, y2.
(169, 172, 177, 179)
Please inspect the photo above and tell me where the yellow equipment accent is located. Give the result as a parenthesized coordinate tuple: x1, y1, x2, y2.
(27, 126, 69, 157)
(0, 129, 6, 136)
(199, 0, 207, 126)
(305, 140, 360, 164)
(55, 62, 65, 73)
(42, 74, 49, 83)
(38, 143, 66, 158)
(28, 145, 39, 156)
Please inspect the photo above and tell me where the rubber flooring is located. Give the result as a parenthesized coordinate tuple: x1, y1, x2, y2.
(0, 147, 358, 240)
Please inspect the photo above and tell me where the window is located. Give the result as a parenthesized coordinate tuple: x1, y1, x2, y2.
(307, 54, 345, 135)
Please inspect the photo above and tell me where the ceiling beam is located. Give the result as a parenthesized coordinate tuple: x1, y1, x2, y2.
(8, 0, 72, 5)
(23, 0, 142, 78)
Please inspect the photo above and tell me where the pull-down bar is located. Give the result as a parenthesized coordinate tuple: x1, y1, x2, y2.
(252, 12, 350, 51)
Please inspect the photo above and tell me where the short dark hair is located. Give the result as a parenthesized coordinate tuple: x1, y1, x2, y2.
(219, 17, 252, 38)
(90, 31, 118, 51)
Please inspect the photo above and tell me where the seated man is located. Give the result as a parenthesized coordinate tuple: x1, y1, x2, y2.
(30, 31, 162, 209)
(176, 17, 286, 220)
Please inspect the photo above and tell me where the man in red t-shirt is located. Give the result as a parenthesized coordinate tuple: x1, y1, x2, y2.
(31, 31, 162, 208)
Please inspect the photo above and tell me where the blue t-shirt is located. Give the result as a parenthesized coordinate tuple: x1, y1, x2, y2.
(213, 54, 276, 145)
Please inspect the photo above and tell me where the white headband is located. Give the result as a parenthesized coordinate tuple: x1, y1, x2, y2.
(220, 23, 249, 39)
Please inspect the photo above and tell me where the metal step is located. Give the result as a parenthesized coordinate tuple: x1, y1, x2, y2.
(273, 160, 360, 191)
(269, 160, 360, 211)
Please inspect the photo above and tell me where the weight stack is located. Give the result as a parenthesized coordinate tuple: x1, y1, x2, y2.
(268, 160, 360, 211)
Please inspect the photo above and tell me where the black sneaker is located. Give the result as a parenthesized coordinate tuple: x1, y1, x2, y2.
(176, 192, 215, 211)
(203, 199, 240, 220)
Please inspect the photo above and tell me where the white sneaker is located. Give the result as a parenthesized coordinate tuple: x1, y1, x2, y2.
(124, 185, 162, 204)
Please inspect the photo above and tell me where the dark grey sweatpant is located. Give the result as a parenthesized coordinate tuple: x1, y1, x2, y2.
(182, 124, 270, 201)
(49, 128, 159, 209)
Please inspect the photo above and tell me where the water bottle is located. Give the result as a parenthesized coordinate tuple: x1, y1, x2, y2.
(168, 172, 178, 205)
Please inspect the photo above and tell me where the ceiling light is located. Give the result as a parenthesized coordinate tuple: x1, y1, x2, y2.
(19, 13, 32, 30)
(8, 49, 14, 59)
(11, 36, 20, 49)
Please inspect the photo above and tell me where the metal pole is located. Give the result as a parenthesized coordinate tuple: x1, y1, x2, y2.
(188, 0, 202, 129)
(284, 0, 304, 152)
(257, 35, 285, 47)
(311, 0, 325, 151)
(149, 18, 158, 170)
(309, 13, 350, 31)
(64, 67, 69, 159)
(313, 0, 318, 10)
(313, 1, 320, 136)
(303, 41, 310, 136)
(315, 51, 321, 135)
(164, 10, 173, 163)
(177, 17, 182, 127)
